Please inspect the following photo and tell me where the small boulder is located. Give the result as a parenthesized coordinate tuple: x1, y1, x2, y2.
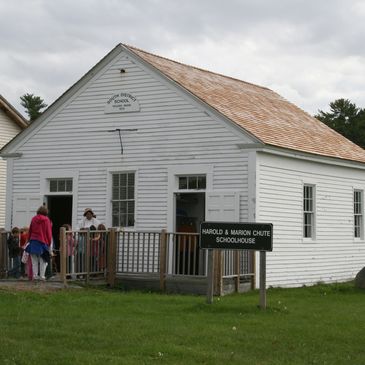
(355, 267, 365, 289)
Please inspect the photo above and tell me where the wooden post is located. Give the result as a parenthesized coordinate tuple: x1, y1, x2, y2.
(0, 231, 5, 279)
(107, 228, 117, 287)
(60, 227, 67, 287)
(259, 251, 267, 309)
(206, 249, 214, 304)
(213, 250, 223, 296)
(86, 230, 90, 285)
(159, 229, 167, 292)
(251, 250, 256, 290)
(234, 251, 240, 292)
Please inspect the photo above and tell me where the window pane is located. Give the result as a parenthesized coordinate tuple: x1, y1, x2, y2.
(112, 174, 119, 188)
(127, 202, 134, 214)
(188, 176, 197, 189)
(127, 186, 134, 200)
(128, 173, 135, 186)
(120, 201, 127, 215)
(58, 180, 66, 192)
(112, 202, 119, 226)
(127, 215, 134, 226)
(120, 186, 127, 200)
(50, 180, 57, 192)
(197, 176, 206, 189)
(179, 177, 187, 189)
(120, 174, 127, 187)
(66, 180, 73, 192)
(120, 214, 127, 227)
(112, 187, 119, 200)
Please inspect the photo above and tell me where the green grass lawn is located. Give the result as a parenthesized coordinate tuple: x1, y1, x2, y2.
(0, 282, 364, 365)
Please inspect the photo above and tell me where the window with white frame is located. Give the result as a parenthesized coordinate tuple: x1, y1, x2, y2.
(303, 184, 315, 238)
(111, 172, 135, 227)
(354, 189, 363, 238)
(49, 178, 73, 192)
(178, 175, 206, 190)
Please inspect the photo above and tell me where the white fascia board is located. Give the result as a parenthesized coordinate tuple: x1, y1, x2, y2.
(1, 44, 125, 155)
(121, 45, 261, 145)
(254, 144, 365, 171)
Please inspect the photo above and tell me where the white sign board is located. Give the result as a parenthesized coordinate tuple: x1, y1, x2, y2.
(105, 92, 140, 114)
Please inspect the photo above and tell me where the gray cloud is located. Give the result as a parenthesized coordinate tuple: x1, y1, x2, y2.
(1, 0, 364, 116)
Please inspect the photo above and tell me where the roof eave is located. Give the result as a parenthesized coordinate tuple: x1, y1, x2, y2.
(258, 144, 365, 169)
(0, 95, 28, 129)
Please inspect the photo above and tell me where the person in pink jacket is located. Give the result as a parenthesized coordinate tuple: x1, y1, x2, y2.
(25, 206, 53, 280)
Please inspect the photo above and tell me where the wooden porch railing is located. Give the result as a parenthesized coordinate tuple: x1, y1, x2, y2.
(1, 228, 255, 293)
(59, 227, 117, 287)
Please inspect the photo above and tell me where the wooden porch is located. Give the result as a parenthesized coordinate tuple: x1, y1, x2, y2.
(0, 228, 255, 295)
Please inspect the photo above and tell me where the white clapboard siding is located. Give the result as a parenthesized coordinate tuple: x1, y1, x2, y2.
(0, 109, 23, 227)
(11, 50, 252, 229)
(257, 153, 365, 287)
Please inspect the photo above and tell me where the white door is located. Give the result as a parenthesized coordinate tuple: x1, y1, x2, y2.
(205, 191, 240, 222)
(12, 195, 43, 228)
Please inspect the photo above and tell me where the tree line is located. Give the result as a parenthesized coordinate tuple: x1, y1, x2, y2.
(315, 99, 365, 149)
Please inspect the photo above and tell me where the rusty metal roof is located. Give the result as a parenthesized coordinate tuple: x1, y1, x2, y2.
(126, 45, 365, 164)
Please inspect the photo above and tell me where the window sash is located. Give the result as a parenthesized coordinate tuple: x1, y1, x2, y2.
(111, 173, 135, 227)
(178, 175, 206, 190)
(303, 185, 314, 238)
(49, 178, 73, 192)
(354, 190, 363, 238)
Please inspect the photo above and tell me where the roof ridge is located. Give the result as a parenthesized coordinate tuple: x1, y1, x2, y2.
(123, 43, 273, 93)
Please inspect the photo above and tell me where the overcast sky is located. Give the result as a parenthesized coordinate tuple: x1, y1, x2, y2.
(1, 0, 365, 118)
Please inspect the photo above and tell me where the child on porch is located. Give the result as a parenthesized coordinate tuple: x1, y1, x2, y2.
(7, 227, 21, 278)
(61, 224, 75, 277)
(20, 226, 33, 280)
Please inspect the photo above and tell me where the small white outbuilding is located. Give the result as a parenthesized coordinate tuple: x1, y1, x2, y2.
(0, 95, 28, 227)
(2, 44, 365, 288)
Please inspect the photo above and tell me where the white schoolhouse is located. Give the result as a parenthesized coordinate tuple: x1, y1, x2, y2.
(2, 44, 365, 288)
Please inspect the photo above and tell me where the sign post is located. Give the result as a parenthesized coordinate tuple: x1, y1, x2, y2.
(206, 249, 214, 304)
(200, 222, 273, 308)
(259, 251, 267, 309)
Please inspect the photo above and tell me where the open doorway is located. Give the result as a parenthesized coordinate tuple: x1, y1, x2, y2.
(46, 195, 73, 270)
(174, 192, 205, 275)
(175, 193, 205, 233)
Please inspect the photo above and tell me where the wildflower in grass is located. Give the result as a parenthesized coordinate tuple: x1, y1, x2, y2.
(232, 326, 237, 331)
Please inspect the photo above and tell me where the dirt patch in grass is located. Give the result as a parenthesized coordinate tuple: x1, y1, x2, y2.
(0, 279, 83, 292)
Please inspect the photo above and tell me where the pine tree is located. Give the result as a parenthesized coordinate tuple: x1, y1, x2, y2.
(20, 93, 48, 122)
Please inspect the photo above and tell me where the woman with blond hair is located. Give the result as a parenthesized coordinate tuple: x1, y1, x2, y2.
(25, 206, 53, 280)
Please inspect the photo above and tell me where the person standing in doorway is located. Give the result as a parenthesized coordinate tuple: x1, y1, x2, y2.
(25, 206, 53, 280)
